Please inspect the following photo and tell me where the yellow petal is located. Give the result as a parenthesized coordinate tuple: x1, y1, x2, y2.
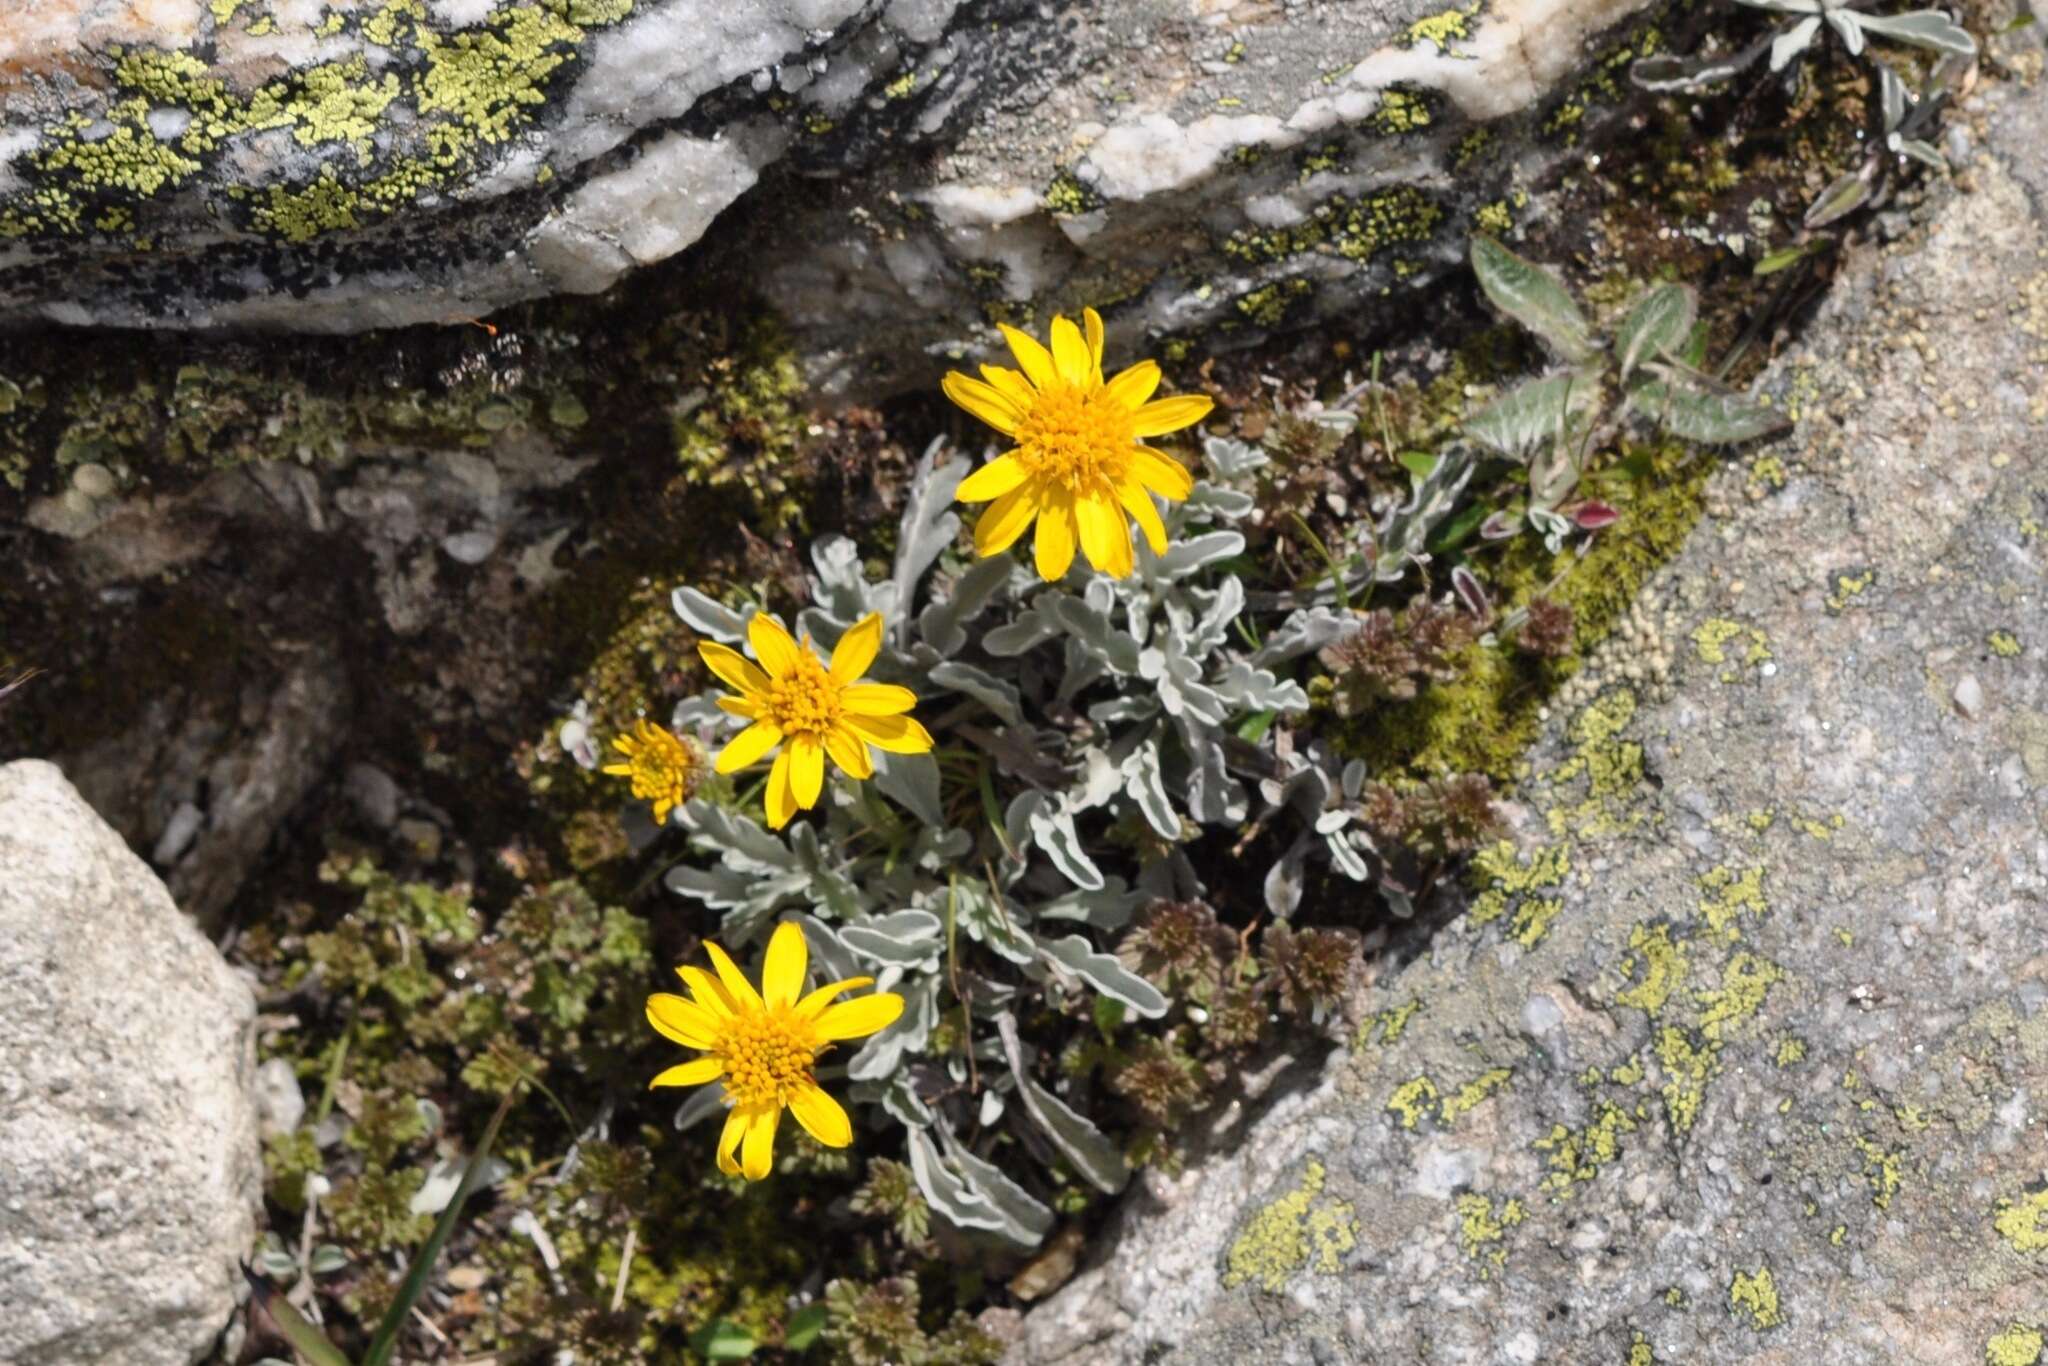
(843, 713, 935, 754)
(765, 745, 797, 829)
(795, 975, 876, 1017)
(702, 940, 765, 1012)
(1116, 479, 1169, 556)
(1076, 487, 1134, 578)
(1049, 315, 1091, 386)
(975, 482, 1039, 556)
(747, 613, 804, 677)
(714, 720, 783, 775)
(741, 1105, 780, 1181)
(1034, 487, 1078, 581)
(610, 735, 639, 756)
(699, 641, 769, 696)
(761, 921, 808, 1008)
(839, 682, 917, 716)
(956, 453, 1030, 503)
(789, 734, 826, 809)
(998, 323, 1057, 389)
(825, 726, 875, 779)
(1131, 393, 1214, 438)
(1083, 307, 1105, 379)
(829, 612, 883, 683)
(979, 364, 1036, 409)
(649, 1057, 723, 1089)
(942, 372, 1024, 435)
(646, 993, 721, 1049)
(601, 762, 633, 776)
(814, 991, 906, 1042)
(716, 695, 758, 719)
(676, 964, 738, 1017)
(789, 1082, 853, 1148)
(716, 1105, 746, 1176)
(1104, 359, 1161, 409)
(1130, 446, 1195, 501)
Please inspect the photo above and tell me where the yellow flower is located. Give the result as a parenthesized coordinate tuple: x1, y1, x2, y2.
(942, 307, 1214, 580)
(647, 922, 904, 1180)
(698, 611, 933, 829)
(601, 718, 704, 825)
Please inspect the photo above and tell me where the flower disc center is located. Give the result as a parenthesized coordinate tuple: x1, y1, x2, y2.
(762, 652, 843, 737)
(1015, 382, 1134, 491)
(719, 1008, 819, 1107)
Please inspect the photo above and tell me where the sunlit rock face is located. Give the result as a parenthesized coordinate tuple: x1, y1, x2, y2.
(0, 0, 1657, 387)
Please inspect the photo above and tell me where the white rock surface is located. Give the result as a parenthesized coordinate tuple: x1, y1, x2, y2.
(0, 760, 261, 1366)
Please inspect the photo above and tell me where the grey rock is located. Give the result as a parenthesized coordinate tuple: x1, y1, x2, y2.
(0, 760, 260, 1366)
(253, 1057, 306, 1142)
(1, 0, 1661, 396)
(1016, 49, 2048, 1366)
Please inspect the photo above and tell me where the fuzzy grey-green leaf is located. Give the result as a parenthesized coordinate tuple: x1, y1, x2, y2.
(1471, 236, 1598, 363)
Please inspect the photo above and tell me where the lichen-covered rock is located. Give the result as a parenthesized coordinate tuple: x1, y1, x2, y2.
(1015, 48, 2048, 1366)
(0, 0, 1659, 393)
(0, 759, 260, 1366)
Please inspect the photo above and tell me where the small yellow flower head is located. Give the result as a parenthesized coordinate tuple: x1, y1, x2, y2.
(647, 921, 904, 1180)
(942, 306, 1214, 581)
(601, 718, 704, 825)
(698, 611, 934, 829)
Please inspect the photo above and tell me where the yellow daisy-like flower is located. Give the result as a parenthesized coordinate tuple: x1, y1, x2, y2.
(647, 921, 903, 1180)
(601, 718, 704, 825)
(698, 611, 934, 830)
(942, 306, 1214, 581)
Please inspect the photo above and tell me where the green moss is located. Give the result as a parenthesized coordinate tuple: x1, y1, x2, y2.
(1727, 1266, 1783, 1330)
(1223, 1159, 1356, 1291)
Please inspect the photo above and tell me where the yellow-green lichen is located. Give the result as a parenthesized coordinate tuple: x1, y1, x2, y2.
(1628, 1331, 1656, 1365)
(1615, 922, 1688, 1015)
(1825, 569, 1876, 614)
(1044, 170, 1099, 217)
(1222, 1159, 1357, 1291)
(1655, 1026, 1717, 1134)
(1469, 838, 1570, 927)
(1220, 186, 1444, 267)
(1851, 1134, 1903, 1210)
(1995, 1188, 2048, 1253)
(1509, 896, 1563, 948)
(1454, 1192, 1525, 1266)
(1405, 2, 1483, 52)
(1728, 1266, 1783, 1330)
(1387, 1076, 1441, 1129)
(1536, 1102, 1636, 1192)
(1696, 951, 1780, 1041)
(1440, 1068, 1513, 1125)
(1697, 864, 1767, 944)
(1774, 1037, 1807, 1067)
(1990, 630, 2023, 658)
(1987, 1323, 2045, 1366)
(1370, 88, 1435, 136)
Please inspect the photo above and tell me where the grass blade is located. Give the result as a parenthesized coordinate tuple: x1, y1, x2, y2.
(243, 1265, 353, 1366)
(359, 1087, 520, 1366)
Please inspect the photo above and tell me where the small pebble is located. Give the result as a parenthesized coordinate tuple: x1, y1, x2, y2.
(1953, 673, 1983, 719)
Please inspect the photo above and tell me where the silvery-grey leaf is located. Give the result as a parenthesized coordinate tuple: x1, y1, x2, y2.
(892, 438, 969, 638)
(1470, 237, 1599, 363)
(941, 1129, 1056, 1244)
(929, 660, 1022, 724)
(908, 1127, 1010, 1233)
(1212, 659, 1309, 712)
(1373, 449, 1474, 584)
(1150, 530, 1246, 582)
(913, 824, 974, 873)
(1071, 746, 1123, 811)
(254, 1244, 298, 1278)
(1825, 8, 1866, 54)
(1341, 758, 1368, 799)
(979, 1087, 1007, 1127)
(985, 605, 1062, 656)
(671, 694, 727, 733)
(1856, 7, 1976, 52)
(840, 909, 945, 966)
(1615, 282, 1697, 379)
(1627, 379, 1790, 445)
(1033, 877, 1146, 930)
(1041, 934, 1168, 1017)
(956, 879, 1037, 965)
(1252, 606, 1354, 666)
(1769, 14, 1822, 70)
(919, 556, 1013, 656)
(1187, 576, 1247, 654)
(1737, 0, 1820, 12)
(787, 912, 863, 984)
(1382, 885, 1417, 918)
(996, 1015, 1131, 1194)
(1528, 440, 1581, 512)
(685, 800, 797, 872)
(873, 750, 945, 827)
(805, 536, 886, 628)
(1874, 58, 1908, 132)
(1120, 740, 1180, 839)
(1185, 483, 1257, 519)
(1047, 595, 1144, 673)
(1803, 168, 1873, 227)
(1264, 837, 1310, 917)
(1181, 716, 1246, 823)
(308, 1245, 349, 1275)
(848, 976, 938, 1081)
(1027, 799, 1106, 891)
(1004, 790, 1045, 862)
(1893, 136, 1947, 169)
(1202, 434, 1270, 478)
(673, 1084, 727, 1133)
(1464, 373, 1597, 463)
(1630, 37, 1771, 91)
(670, 586, 747, 642)
(870, 1073, 933, 1127)
(1328, 829, 1373, 881)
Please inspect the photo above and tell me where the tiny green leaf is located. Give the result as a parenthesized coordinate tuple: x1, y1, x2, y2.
(243, 1267, 352, 1366)
(785, 1304, 829, 1352)
(1628, 379, 1790, 445)
(1615, 282, 1697, 379)
(688, 1319, 760, 1361)
(1470, 237, 1598, 363)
